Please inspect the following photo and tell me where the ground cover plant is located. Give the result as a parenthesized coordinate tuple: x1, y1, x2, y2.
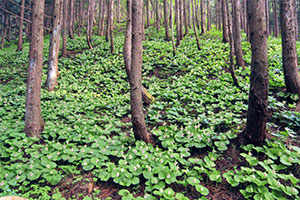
(0, 27, 300, 200)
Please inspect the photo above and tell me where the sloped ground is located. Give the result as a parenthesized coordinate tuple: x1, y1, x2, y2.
(0, 28, 299, 200)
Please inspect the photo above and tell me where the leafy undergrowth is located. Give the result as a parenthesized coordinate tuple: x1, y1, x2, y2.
(0, 27, 300, 200)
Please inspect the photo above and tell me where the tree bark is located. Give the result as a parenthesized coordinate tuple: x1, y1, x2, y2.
(293, 0, 298, 40)
(170, 0, 176, 55)
(233, 0, 245, 68)
(100, 0, 106, 36)
(146, 0, 150, 27)
(46, 0, 63, 92)
(156, 0, 160, 31)
(183, 0, 189, 35)
(175, 0, 180, 46)
(192, 0, 201, 50)
(25, 0, 45, 138)
(245, 0, 269, 144)
(280, 0, 300, 96)
(17, 0, 25, 51)
(265, 0, 270, 37)
(1, 14, 8, 49)
(273, 0, 279, 37)
(78, 0, 82, 36)
(106, 0, 110, 42)
(221, 0, 229, 42)
(109, 0, 114, 53)
(62, 0, 69, 56)
(131, 0, 151, 143)
(179, 0, 184, 39)
(69, 0, 75, 39)
(164, 0, 170, 41)
(117, 0, 121, 23)
(207, 0, 211, 31)
(87, 0, 95, 49)
(200, 0, 205, 34)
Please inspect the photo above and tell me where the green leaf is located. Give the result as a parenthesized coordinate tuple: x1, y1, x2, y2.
(195, 185, 209, 196)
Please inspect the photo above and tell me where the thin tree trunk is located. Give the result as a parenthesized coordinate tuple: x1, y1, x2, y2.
(294, 0, 298, 40)
(233, 0, 245, 68)
(200, 0, 205, 34)
(179, 0, 184, 38)
(17, 0, 25, 51)
(207, 0, 211, 31)
(221, 0, 229, 42)
(109, 0, 114, 53)
(164, 0, 170, 41)
(175, 0, 180, 46)
(280, 0, 300, 96)
(170, 0, 176, 55)
(46, 0, 63, 92)
(192, 0, 201, 50)
(273, 0, 279, 37)
(156, 0, 160, 31)
(100, 0, 106, 36)
(117, 0, 121, 23)
(87, 0, 95, 49)
(106, 0, 110, 42)
(243, 0, 249, 38)
(98, 0, 103, 35)
(146, 0, 150, 27)
(265, 0, 269, 37)
(188, 0, 192, 28)
(62, 0, 69, 56)
(25, 0, 45, 138)
(78, 0, 82, 36)
(227, 0, 239, 87)
(69, 0, 75, 39)
(131, 0, 151, 143)
(1, 15, 8, 49)
(184, 0, 189, 35)
(245, 0, 269, 144)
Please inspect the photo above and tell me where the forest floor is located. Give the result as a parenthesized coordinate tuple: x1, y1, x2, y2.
(0, 28, 300, 200)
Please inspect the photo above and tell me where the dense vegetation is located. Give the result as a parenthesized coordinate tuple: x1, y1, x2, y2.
(0, 27, 300, 200)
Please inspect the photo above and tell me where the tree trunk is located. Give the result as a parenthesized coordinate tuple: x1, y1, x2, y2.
(106, 0, 110, 42)
(98, 0, 103, 35)
(87, 0, 95, 49)
(78, 0, 82, 36)
(25, 0, 32, 40)
(294, 0, 298, 40)
(69, 0, 75, 39)
(227, 0, 239, 87)
(109, 0, 114, 53)
(183, 0, 189, 35)
(1, 15, 8, 49)
(100, 0, 106, 36)
(200, 0, 205, 34)
(207, 0, 211, 31)
(117, 0, 121, 23)
(46, 0, 63, 92)
(245, 0, 269, 144)
(221, 0, 229, 42)
(273, 0, 279, 37)
(179, 0, 184, 39)
(170, 0, 176, 55)
(192, 0, 201, 50)
(188, 0, 192, 28)
(280, 0, 300, 96)
(146, 0, 150, 27)
(17, 0, 25, 51)
(62, 0, 69, 56)
(25, 0, 45, 138)
(164, 0, 170, 41)
(265, 0, 270, 37)
(175, 0, 180, 46)
(233, 0, 245, 68)
(156, 0, 160, 31)
(130, 0, 151, 143)
(243, 0, 249, 39)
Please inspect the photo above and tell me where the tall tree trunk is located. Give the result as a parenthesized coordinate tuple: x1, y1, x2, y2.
(156, 0, 160, 31)
(245, 0, 269, 144)
(200, 0, 205, 34)
(265, 0, 270, 37)
(130, 0, 151, 143)
(98, 0, 103, 35)
(175, 0, 180, 46)
(243, 0, 249, 39)
(7, 16, 11, 42)
(273, 0, 279, 37)
(294, 0, 298, 40)
(117, 0, 121, 23)
(216, 0, 220, 30)
(87, 0, 95, 49)
(179, 0, 184, 38)
(227, 0, 239, 87)
(183, 0, 189, 35)
(233, 0, 245, 68)
(46, 0, 63, 92)
(17, 0, 25, 51)
(164, 0, 170, 41)
(170, 0, 176, 55)
(146, 0, 150, 27)
(188, 0, 192, 28)
(106, 0, 110, 42)
(100, 0, 106, 36)
(280, 0, 300, 96)
(192, 0, 201, 50)
(25, 0, 32, 40)
(109, 0, 114, 53)
(25, 0, 45, 138)
(69, 0, 75, 39)
(124, 0, 132, 78)
(221, 0, 229, 42)
(62, 0, 69, 56)
(78, 0, 82, 36)
(1, 15, 8, 49)
(207, 0, 211, 31)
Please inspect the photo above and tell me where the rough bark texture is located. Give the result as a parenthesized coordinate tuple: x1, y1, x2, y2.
(183, 0, 189, 35)
(245, 0, 269, 144)
(62, 0, 69, 57)
(25, 0, 45, 138)
(146, 0, 150, 27)
(106, 0, 110, 42)
(293, 0, 298, 40)
(46, 0, 63, 92)
(87, 0, 95, 49)
(17, 0, 25, 51)
(233, 0, 245, 68)
(156, 0, 160, 31)
(100, 0, 106, 36)
(109, 0, 114, 53)
(98, 0, 103, 35)
(69, 0, 75, 39)
(117, 0, 121, 23)
(131, 0, 151, 143)
(170, 0, 176, 56)
(1, 14, 8, 49)
(207, 0, 211, 31)
(227, 0, 239, 87)
(179, 0, 184, 39)
(192, 0, 201, 50)
(273, 0, 279, 37)
(221, 0, 229, 42)
(280, 0, 300, 96)
(200, 0, 205, 34)
(175, 0, 180, 46)
(164, 0, 170, 41)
